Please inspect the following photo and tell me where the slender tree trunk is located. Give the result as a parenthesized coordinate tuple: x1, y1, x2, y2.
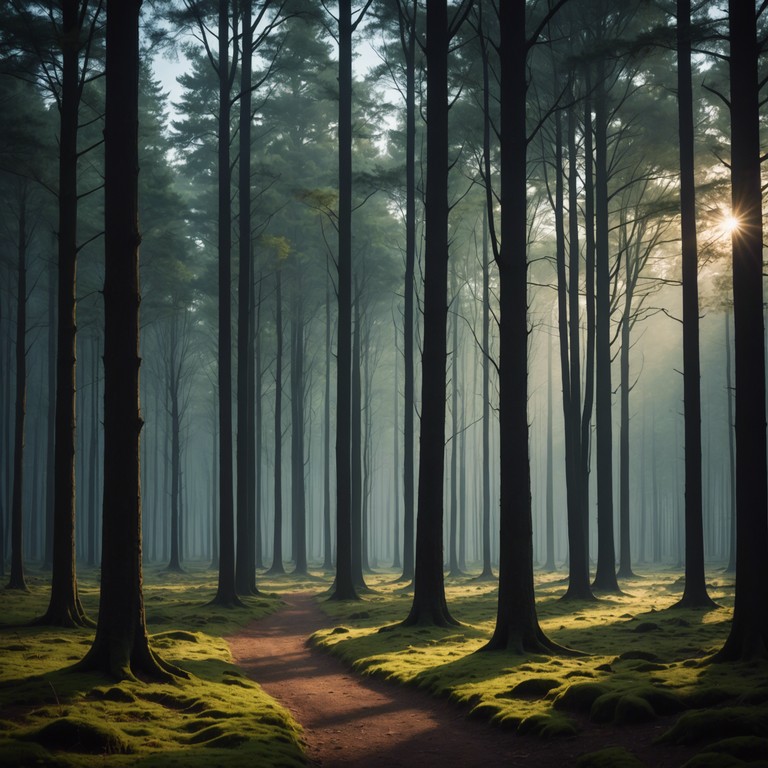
(39, 0, 89, 627)
(77, 0, 182, 679)
(211, 0, 241, 607)
(323, 278, 333, 570)
(448, 276, 461, 577)
(616, 259, 634, 579)
(167, 323, 183, 572)
(674, 0, 714, 608)
(716, 0, 768, 660)
(544, 326, 556, 572)
(725, 310, 736, 573)
(485, 0, 570, 654)
(397, 0, 417, 584)
(291, 295, 307, 575)
(591, 64, 619, 593)
(236, 0, 257, 596)
(330, 0, 358, 601)
(392, 343, 401, 570)
(403, 0, 455, 626)
(268, 270, 285, 575)
(87, 336, 98, 567)
(43, 253, 55, 571)
(254, 273, 265, 569)
(477, 16, 494, 583)
(350, 280, 367, 587)
(8, 186, 28, 591)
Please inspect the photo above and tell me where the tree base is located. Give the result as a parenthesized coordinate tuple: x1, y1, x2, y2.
(473, 570, 496, 582)
(561, 585, 598, 602)
(207, 593, 246, 609)
(75, 636, 188, 683)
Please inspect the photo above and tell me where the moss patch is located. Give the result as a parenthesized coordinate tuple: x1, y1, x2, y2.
(0, 565, 304, 767)
(310, 567, 749, 742)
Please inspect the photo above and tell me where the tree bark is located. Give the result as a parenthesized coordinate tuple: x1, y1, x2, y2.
(484, 0, 570, 653)
(77, 0, 182, 679)
(8, 185, 28, 592)
(235, 0, 258, 596)
(591, 63, 620, 594)
(673, 0, 714, 608)
(397, 0, 417, 585)
(38, 0, 90, 627)
(291, 293, 307, 575)
(330, 0, 359, 601)
(715, 0, 768, 660)
(403, 0, 456, 627)
(268, 270, 285, 575)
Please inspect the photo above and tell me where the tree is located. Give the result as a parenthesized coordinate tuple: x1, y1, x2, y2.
(483, 0, 573, 653)
(402, 0, 470, 628)
(6, 180, 29, 592)
(328, 0, 373, 602)
(77, 0, 183, 680)
(714, 0, 768, 661)
(673, 0, 715, 608)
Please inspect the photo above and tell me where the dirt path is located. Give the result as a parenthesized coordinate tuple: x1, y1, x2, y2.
(227, 593, 695, 767)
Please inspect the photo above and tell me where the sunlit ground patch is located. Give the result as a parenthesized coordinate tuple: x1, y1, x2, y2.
(0, 565, 303, 767)
(311, 565, 767, 765)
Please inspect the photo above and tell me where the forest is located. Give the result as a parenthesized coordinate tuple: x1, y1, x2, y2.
(0, 0, 767, 766)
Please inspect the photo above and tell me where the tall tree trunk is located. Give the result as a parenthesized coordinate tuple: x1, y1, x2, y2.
(77, 0, 182, 679)
(268, 270, 285, 575)
(236, 0, 258, 596)
(477, 19, 494, 583)
(715, 0, 768, 660)
(351, 280, 367, 587)
(616, 246, 635, 579)
(448, 275, 461, 577)
(725, 310, 736, 573)
(403, 0, 455, 626)
(87, 336, 98, 567)
(167, 321, 183, 572)
(544, 325, 556, 572)
(330, 0, 358, 601)
(291, 294, 307, 575)
(674, 0, 714, 608)
(39, 0, 89, 627)
(43, 252, 55, 571)
(397, 0, 417, 585)
(211, 0, 241, 607)
(323, 278, 333, 570)
(484, 0, 567, 653)
(254, 273, 265, 570)
(8, 185, 28, 591)
(392, 342, 401, 570)
(591, 63, 619, 593)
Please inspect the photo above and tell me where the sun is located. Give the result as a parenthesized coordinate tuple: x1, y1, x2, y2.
(720, 214, 741, 236)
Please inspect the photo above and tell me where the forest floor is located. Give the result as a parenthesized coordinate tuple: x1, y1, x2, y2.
(232, 568, 768, 768)
(2, 565, 768, 767)
(229, 590, 696, 767)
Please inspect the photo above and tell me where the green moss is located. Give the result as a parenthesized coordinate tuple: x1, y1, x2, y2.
(661, 707, 768, 746)
(704, 736, 768, 761)
(517, 712, 579, 738)
(575, 746, 645, 767)
(0, 738, 70, 767)
(498, 677, 562, 699)
(554, 682, 610, 713)
(613, 694, 656, 725)
(23, 716, 131, 754)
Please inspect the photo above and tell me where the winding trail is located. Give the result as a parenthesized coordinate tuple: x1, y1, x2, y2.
(227, 592, 694, 768)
